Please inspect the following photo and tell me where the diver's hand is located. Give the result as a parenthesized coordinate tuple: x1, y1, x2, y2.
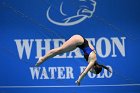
(75, 80, 80, 86)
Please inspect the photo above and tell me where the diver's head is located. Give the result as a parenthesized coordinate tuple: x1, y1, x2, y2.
(90, 61, 112, 74)
(90, 62, 102, 74)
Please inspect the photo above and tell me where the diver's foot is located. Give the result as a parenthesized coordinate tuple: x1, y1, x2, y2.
(75, 80, 80, 86)
(35, 57, 44, 66)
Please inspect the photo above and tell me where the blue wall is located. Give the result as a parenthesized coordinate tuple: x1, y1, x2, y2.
(0, 0, 140, 93)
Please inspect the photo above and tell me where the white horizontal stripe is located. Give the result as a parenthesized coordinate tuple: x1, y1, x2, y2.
(0, 84, 140, 88)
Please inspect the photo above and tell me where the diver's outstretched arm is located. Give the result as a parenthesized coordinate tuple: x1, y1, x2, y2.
(75, 51, 96, 86)
(75, 61, 95, 86)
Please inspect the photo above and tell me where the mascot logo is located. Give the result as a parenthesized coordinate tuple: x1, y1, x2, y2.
(46, 0, 96, 26)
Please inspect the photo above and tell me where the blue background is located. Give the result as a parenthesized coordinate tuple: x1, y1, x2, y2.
(0, 0, 140, 93)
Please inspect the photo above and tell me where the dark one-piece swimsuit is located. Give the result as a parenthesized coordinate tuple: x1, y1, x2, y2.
(77, 38, 94, 61)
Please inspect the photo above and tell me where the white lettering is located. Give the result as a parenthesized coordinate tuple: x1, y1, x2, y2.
(40, 67, 49, 79)
(96, 37, 111, 58)
(15, 39, 33, 59)
(15, 37, 126, 59)
(35, 39, 51, 58)
(111, 37, 126, 57)
(29, 67, 40, 79)
(57, 67, 65, 79)
(66, 67, 74, 79)
(30, 67, 74, 80)
(48, 67, 57, 79)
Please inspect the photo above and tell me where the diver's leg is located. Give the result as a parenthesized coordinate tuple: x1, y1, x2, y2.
(36, 35, 83, 66)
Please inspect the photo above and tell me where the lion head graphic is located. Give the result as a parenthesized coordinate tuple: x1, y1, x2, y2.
(46, 0, 96, 26)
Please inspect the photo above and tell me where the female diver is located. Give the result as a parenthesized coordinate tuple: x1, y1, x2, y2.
(35, 35, 111, 86)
